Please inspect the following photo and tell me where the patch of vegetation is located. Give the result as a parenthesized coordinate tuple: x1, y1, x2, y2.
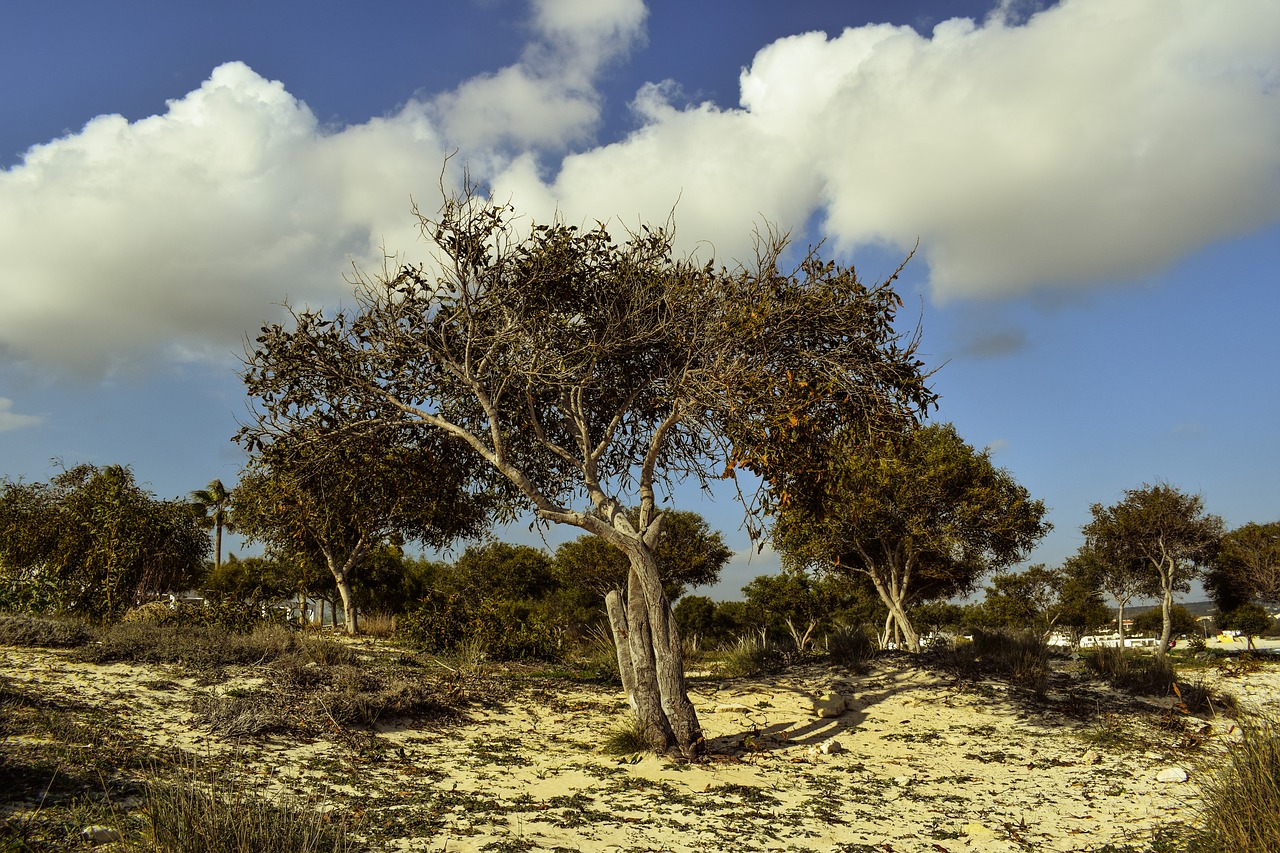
(1181, 715, 1280, 853)
(0, 612, 95, 649)
(601, 714, 650, 756)
(140, 757, 361, 852)
(76, 622, 302, 672)
(718, 634, 788, 679)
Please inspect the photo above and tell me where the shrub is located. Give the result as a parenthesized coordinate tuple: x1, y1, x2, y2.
(940, 630, 1049, 694)
(1186, 716, 1280, 853)
(1085, 647, 1176, 695)
(77, 622, 301, 670)
(397, 595, 563, 662)
(601, 714, 650, 756)
(824, 623, 877, 670)
(718, 634, 786, 679)
(0, 612, 94, 648)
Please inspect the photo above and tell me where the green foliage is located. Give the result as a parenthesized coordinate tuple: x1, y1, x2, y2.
(397, 592, 562, 662)
(0, 464, 209, 621)
(776, 422, 1049, 651)
(1219, 603, 1274, 644)
(1205, 520, 1280, 611)
(718, 634, 788, 678)
(189, 478, 236, 570)
(942, 630, 1050, 694)
(552, 511, 732, 602)
(1133, 605, 1199, 639)
(1084, 483, 1223, 658)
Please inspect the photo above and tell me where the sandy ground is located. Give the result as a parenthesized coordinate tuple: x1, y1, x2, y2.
(3, 642, 1278, 853)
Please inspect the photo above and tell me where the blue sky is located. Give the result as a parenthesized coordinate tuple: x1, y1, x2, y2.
(1, 0, 1277, 600)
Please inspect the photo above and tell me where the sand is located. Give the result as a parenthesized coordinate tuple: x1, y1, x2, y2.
(3, 641, 1277, 853)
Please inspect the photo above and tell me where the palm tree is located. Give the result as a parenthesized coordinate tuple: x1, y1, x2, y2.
(189, 479, 235, 570)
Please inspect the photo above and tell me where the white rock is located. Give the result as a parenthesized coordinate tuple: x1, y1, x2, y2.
(81, 825, 122, 845)
(1156, 767, 1189, 783)
(819, 739, 844, 755)
(811, 693, 850, 718)
(1081, 749, 1101, 765)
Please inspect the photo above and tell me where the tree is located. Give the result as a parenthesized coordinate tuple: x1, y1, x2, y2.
(1205, 521, 1280, 612)
(1052, 553, 1112, 648)
(233, 427, 489, 634)
(741, 569, 835, 651)
(552, 510, 732, 602)
(1219, 603, 1274, 650)
(1083, 483, 1223, 662)
(776, 422, 1048, 653)
(1132, 604, 1198, 640)
(980, 565, 1062, 640)
(189, 479, 235, 571)
(239, 185, 933, 757)
(0, 464, 209, 620)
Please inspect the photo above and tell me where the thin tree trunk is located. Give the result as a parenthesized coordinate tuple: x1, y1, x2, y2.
(604, 588, 638, 710)
(214, 523, 223, 571)
(1157, 581, 1174, 663)
(1116, 601, 1127, 651)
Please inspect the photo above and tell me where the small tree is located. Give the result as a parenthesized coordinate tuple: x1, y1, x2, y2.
(233, 428, 489, 634)
(741, 569, 837, 651)
(1084, 483, 1223, 662)
(1219, 603, 1274, 650)
(980, 565, 1062, 640)
(239, 186, 933, 756)
(1132, 604, 1198, 641)
(776, 423, 1049, 652)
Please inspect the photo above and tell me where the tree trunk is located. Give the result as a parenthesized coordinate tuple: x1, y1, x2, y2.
(604, 588, 638, 710)
(1116, 601, 1127, 651)
(214, 523, 223, 571)
(1157, 582, 1174, 663)
(618, 545, 703, 759)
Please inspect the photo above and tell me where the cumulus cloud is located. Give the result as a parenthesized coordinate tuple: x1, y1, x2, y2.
(0, 62, 450, 376)
(0, 398, 42, 432)
(1, 0, 1277, 380)
(499, 0, 1280, 295)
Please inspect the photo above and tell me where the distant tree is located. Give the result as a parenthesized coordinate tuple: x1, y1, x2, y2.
(741, 569, 837, 651)
(1132, 604, 1198, 640)
(0, 465, 208, 620)
(1205, 521, 1280, 612)
(233, 427, 489, 634)
(980, 565, 1062, 639)
(672, 595, 717, 648)
(1219, 603, 1274, 650)
(202, 553, 297, 608)
(189, 479, 235, 571)
(552, 510, 732, 603)
(451, 542, 558, 601)
(776, 422, 1049, 652)
(1053, 553, 1112, 647)
(1083, 483, 1222, 662)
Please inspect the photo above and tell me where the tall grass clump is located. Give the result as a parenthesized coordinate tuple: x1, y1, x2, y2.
(824, 623, 877, 670)
(718, 634, 785, 679)
(1186, 716, 1280, 853)
(940, 630, 1049, 694)
(1085, 647, 1176, 695)
(140, 759, 358, 852)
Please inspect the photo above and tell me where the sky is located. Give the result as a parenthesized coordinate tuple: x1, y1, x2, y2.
(1, 0, 1277, 601)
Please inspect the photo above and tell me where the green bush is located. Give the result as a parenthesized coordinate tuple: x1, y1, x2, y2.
(940, 630, 1049, 693)
(1085, 647, 1176, 695)
(823, 623, 877, 669)
(397, 594, 563, 662)
(718, 634, 787, 679)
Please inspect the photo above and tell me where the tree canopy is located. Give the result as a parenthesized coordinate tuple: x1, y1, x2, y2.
(238, 185, 934, 757)
(1205, 521, 1280, 612)
(776, 422, 1048, 652)
(233, 426, 490, 634)
(0, 464, 208, 620)
(1083, 483, 1222, 661)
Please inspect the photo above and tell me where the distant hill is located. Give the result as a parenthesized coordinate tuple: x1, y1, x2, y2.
(1125, 600, 1217, 618)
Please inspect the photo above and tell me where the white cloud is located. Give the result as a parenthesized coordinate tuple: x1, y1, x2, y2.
(0, 398, 42, 432)
(0, 62, 450, 376)
(1, 0, 1277, 380)
(501, 0, 1280, 296)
